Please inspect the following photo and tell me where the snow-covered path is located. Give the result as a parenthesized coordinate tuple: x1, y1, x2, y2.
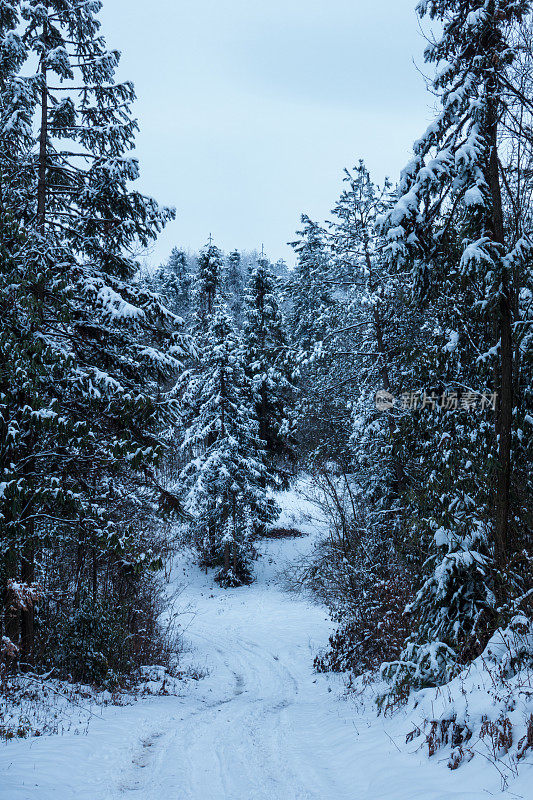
(113, 561, 353, 799)
(1, 522, 530, 799)
(1, 534, 363, 800)
(124, 541, 359, 800)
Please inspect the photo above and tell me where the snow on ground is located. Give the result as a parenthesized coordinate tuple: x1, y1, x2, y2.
(266, 478, 330, 537)
(1, 481, 531, 800)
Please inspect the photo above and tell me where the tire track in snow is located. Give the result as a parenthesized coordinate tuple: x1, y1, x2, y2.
(112, 594, 345, 800)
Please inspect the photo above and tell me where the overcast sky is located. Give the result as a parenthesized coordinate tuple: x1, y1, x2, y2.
(99, 0, 435, 266)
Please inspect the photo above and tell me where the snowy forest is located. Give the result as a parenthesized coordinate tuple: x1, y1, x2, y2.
(0, 1, 532, 798)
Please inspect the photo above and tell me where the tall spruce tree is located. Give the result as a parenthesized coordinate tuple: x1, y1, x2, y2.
(329, 161, 411, 498)
(295, 164, 420, 676)
(379, 0, 533, 691)
(178, 304, 277, 586)
(288, 214, 353, 461)
(0, 0, 186, 676)
(195, 238, 224, 327)
(151, 247, 192, 318)
(243, 256, 295, 484)
(225, 249, 244, 323)
(289, 215, 334, 349)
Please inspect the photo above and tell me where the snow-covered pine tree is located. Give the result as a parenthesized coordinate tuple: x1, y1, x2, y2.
(179, 304, 278, 586)
(0, 0, 187, 677)
(329, 161, 413, 499)
(225, 249, 244, 323)
(306, 162, 420, 676)
(243, 255, 296, 485)
(149, 247, 192, 318)
(271, 258, 289, 279)
(194, 238, 224, 328)
(286, 214, 349, 460)
(288, 215, 334, 349)
(0, 0, 35, 663)
(379, 0, 533, 692)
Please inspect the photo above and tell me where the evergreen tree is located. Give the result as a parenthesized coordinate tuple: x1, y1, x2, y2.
(243, 256, 296, 484)
(379, 0, 533, 691)
(298, 163, 420, 677)
(225, 249, 244, 323)
(195, 238, 224, 326)
(288, 215, 334, 349)
(151, 247, 192, 318)
(179, 304, 277, 586)
(0, 0, 186, 675)
(329, 161, 411, 498)
(287, 213, 357, 462)
(271, 258, 289, 279)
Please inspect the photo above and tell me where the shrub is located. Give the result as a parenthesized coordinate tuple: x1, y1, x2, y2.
(315, 575, 413, 675)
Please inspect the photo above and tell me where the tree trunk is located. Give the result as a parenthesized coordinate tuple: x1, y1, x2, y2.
(36, 21, 48, 235)
(19, 522, 35, 665)
(17, 20, 49, 660)
(3, 543, 19, 661)
(208, 518, 216, 568)
(224, 539, 230, 573)
(19, 443, 37, 665)
(259, 382, 268, 447)
(91, 529, 98, 605)
(487, 93, 513, 580)
(232, 497, 238, 574)
(74, 527, 85, 609)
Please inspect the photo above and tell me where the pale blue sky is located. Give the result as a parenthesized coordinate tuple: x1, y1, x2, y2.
(100, 0, 435, 266)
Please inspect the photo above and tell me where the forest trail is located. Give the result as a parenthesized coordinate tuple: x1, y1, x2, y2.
(0, 531, 364, 800)
(108, 534, 359, 800)
(0, 520, 516, 800)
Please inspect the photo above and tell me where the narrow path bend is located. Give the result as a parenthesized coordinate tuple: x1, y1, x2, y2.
(112, 535, 359, 800)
